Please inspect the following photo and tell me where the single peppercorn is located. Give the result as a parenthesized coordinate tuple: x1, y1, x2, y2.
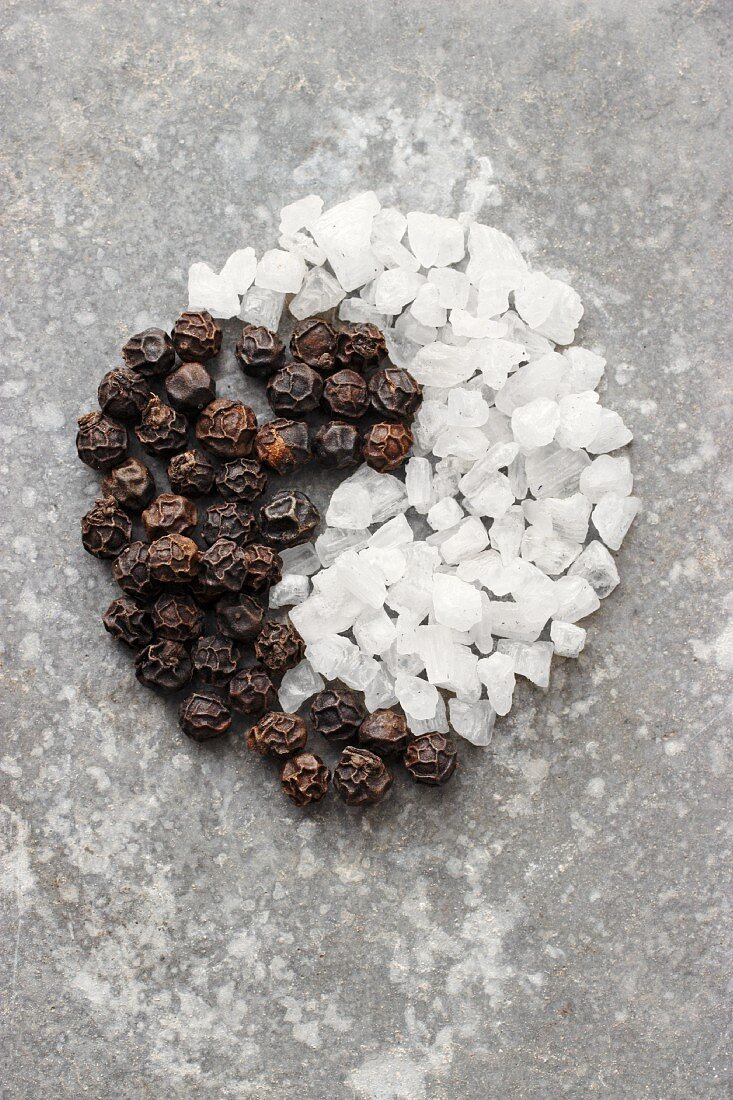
(98, 367, 151, 422)
(312, 421, 361, 469)
(147, 534, 200, 585)
(112, 541, 160, 599)
(322, 369, 370, 420)
(254, 620, 305, 674)
(76, 411, 128, 471)
(310, 688, 366, 743)
(102, 457, 155, 512)
(368, 366, 422, 421)
(81, 497, 132, 559)
(259, 490, 320, 548)
(359, 709, 410, 757)
(199, 538, 247, 594)
(290, 318, 337, 373)
(247, 711, 308, 759)
(122, 327, 175, 377)
(136, 395, 188, 457)
(216, 594, 264, 642)
(135, 640, 192, 692)
(142, 493, 198, 538)
(229, 665, 278, 717)
(196, 398, 258, 459)
(241, 544, 282, 594)
(235, 324, 285, 378)
(266, 363, 323, 418)
(151, 592, 205, 643)
(165, 362, 216, 413)
(167, 450, 216, 497)
(362, 421, 413, 472)
(333, 746, 393, 807)
(172, 310, 222, 362)
(201, 502, 259, 547)
(179, 690, 232, 741)
(254, 419, 311, 475)
(404, 732, 458, 786)
(215, 458, 267, 503)
(281, 753, 330, 807)
(192, 633, 240, 684)
(102, 595, 153, 648)
(335, 322, 387, 369)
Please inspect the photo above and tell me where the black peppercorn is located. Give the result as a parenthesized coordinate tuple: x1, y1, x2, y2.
(179, 690, 232, 741)
(241, 544, 282, 594)
(196, 398, 258, 459)
(142, 493, 198, 538)
(312, 421, 361, 469)
(259, 490, 320, 548)
(81, 497, 132, 558)
(359, 709, 410, 757)
(201, 502, 258, 547)
(333, 746, 393, 807)
(362, 421, 413, 472)
(167, 450, 216, 497)
(368, 366, 422, 421)
(216, 594, 264, 642)
(147, 534, 200, 585)
(281, 753, 330, 806)
(102, 595, 153, 648)
(266, 363, 323, 418)
(172, 310, 222, 362)
(290, 318, 337, 372)
(200, 538, 247, 594)
(322, 369, 370, 420)
(192, 634, 240, 684)
(136, 395, 188, 457)
(404, 732, 458, 785)
(165, 362, 216, 413)
(254, 419, 310, 475)
(112, 541, 160, 599)
(310, 688, 366, 743)
(98, 367, 151, 422)
(135, 640, 192, 692)
(215, 458, 267, 503)
(247, 711, 308, 759)
(235, 324, 285, 378)
(229, 665, 278, 717)
(102, 457, 155, 512)
(254, 620, 305, 674)
(76, 411, 128, 471)
(151, 592, 205, 643)
(122, 327, 175, 377)
(335, 322, 387, 369)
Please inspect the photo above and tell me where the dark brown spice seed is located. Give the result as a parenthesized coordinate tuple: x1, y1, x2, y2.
(266, 362, 323, 418)
(258, 490, 320, 548)
(147, 534, 200, 585)
(229, 665, 278, 717)
(241, 544, 282, 594)
(165, 362, 216, 413)
(335, 322, 387, 369)
(281, 753, 330, 806)
(196, 398, 258, 459)
(216, 594, 264, 642)
(290, 318, 337, 373)
(247, 711, 308, 759)
(254, 620, 304, 673)
(102, 595, 153, 649)
(310, 688, 366, 743)
(81, 497, 132, 559)
(98, 367, 151, 422)
(312, 421, 361, 469)
(215, 458, 267, 502)
(122, 328, 175, 377)
(102, 457, 155, 512)
(167, 450, 216, 497)
(135, 640, 192, 692)
(368, 366, 422, 421)
(192, 634, 240, 685)
(200, 538, 247, 594)
(151, 592, 205, 643)
(136, 395, 188, 457)
(359, 709, 410, 757)
(254, 419, 311, 475)
(333, 746, 393, 807)
(178, 690, 232, 741)
(76, 411, 128, 471)
(172, 310, 222, 362)
(404, 732, 458, 786)
(235, 324, 285, 378)
(112, 541, 160, 600)
(322, 369, 370, 420)
(142, 493, 198, 538)
(362, 421, 413, 472)
(201, 502, 259, 547)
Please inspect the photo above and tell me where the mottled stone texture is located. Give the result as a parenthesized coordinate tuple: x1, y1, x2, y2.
(1, 2, 731, 1098)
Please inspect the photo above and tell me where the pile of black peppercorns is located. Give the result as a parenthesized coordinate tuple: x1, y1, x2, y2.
(77, 308, 459, 808)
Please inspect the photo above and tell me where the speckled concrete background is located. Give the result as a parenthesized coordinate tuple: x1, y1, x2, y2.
(1, 2, 731, 1097)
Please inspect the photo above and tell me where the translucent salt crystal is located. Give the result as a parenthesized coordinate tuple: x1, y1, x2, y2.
(393, 611, 422, 653)
(475, 339, 526, 389)
(305, 635, 357, 679)
(525, 443, 591, 499)
(372, 237, 421, 272)
(552, 576, 600, 622)
(555, 392, 602, 450)
(326, 482, 373, 530)
(393, 312, 436, 346)
(278, 660, 324, 712)
(353, 607, 397, 655)
(504, 311, 556, 360)
(413, 624, 454, 684)
(483, 410, 515, 447)
(450, 310, 506, 339)
(439, 324, 469, 347)
(385, 577, 433, 620)
(289, 267, 345, 320)
(360, 546, 406, 586)
(523, 493, 591, 544)
(368, 513, 414, 549)
(465, 224, 528, 303)
(427, 267, 470, 309)
(383, 643, 425, 679)
(468, 591, 494, 655)
(335, 550, 386, 609)
(338, 298, 389, 326)
(407, 693, 449, 736)
(310, 191, 381, 291)
(254, 249, 306, 293)
(550, 621, 586, 658)
(410, 342, 476, 387)
(506, 559, 558, 614)
(586, 408, 633, 454)
(459, 445, 519, 500)
(188, 262, 240, 318)
(457, 550, 510, 595)
(374, 268, 426, 313)
(405, 457, 433, 513)
(406, 211, 465, 267)
(346, 465, 408, 523)
(360, 279, 378, 304)
(219, 248, 257, 294)
(280, 542, 321, 576)
(290, 589, 364, 643)
(579, 455, 633, 503)
(463, 473, 515, 519)
(240, 285, 285, 331)
(426, 525, 460, 549)
(402, 541, 441, 577)
(498, 640, 554, 689)
(395, 672, 439, 720)
(279, 194, 323, 236)
(431, 456, 469, 501)
(432, 574, 482, 632)
(446, 388, 490, 427)
(514, 272, 583, 345)
(441, 517, 490, 565)
(477, 652, 515, 715)
(315, 527, 370, 567)
(382, 327, 420, 369)
(341, 651, 381, 692)
(364, 666, 399, 711)
(427, 496, 464, 531)
(449, 699, 496, 747)
(592, 494, 641, 551)
(440, 645, 481, 701)
(432, 426, 489, 463)
(278, 232, 327, 266)
(490, 507, 525, 564)
(507, 453, 528, 500)
(410, 284, 448, 328)
(269, 574, 310, 609)
(494, 354, 567, 415)
(488, 602, 545, 643)
(560, 346, 606, 393)
(568, 540, 620, 598)
(512, 399, 560, 450)
(372, 206, 407, 243)
(521, 528, 581, 575)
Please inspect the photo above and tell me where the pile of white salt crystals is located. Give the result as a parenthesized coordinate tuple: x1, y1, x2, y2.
(188, 192, 639, 748)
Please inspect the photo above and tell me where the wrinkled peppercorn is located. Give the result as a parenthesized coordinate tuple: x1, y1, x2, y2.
(254, 620, 305, 673)
(81, 497, 132, 558)
(241, 544, 282, 594)
(172, 310, 222, 362)
(310, 688, 366, 743)
(167, 450, 216, 497)
(281, 753, 330, 807)
(165, 362, 216, 413)
(102, 457, 155, 512)
(147, 534, 200, 585)
(362, 421, 413, 472)
(102, 595, 153, 648)
(136, 395, 188, 457)
(290, 318, 337, 372)
(135, 640, 192, 692)
(254, 418, 310, 475)
(215, 458, 267, 502)
(76, 411, 128, 471)
(151, 591, 205, 643)
(112, 541, 160, 599)
(201, 502, 258, 547)
(404, 732, 458, 785)
(259, 490, 320, 548)
(98, 367, 151, 422)
(333, 746, 393, 807)
(312, 421, 361, 469)
(247, 711, 307, 759)
(266, 363, 323, 418)
(179, 690, 232, 741)
(235, 324, 285, 378)
(192, 634, 240, 684)
(216, 594, 264, 642)
(335, 322, 387, 369)
(322, 369, 370, 420)
(200, 538, 247, 594)
(196, 398, 257, 459)
(122, 327, 175, 377)
(142, 493, 198, 538)
(229, 665, 278, 717)
(359, 709, 410, 757)
(368, 366, 422, 421)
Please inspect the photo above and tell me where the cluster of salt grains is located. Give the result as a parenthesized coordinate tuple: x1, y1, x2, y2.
(188, 192, 639, 748)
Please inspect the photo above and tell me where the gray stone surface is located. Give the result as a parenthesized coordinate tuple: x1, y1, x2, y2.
(1, 2, 731, 1096)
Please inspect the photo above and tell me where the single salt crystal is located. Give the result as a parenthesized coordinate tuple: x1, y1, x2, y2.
(426, 524, 461, 549)
(279, 194, 323, 236)
(488, 602, 545, 643)
(483, 409, 515, 446)
(506, 559, 558, 611)
(188, 262, 240, 318)
(353, 607, 398, 655)
(469, 591, 494, 654)
(405, 457, 433, 513)
(511, 398, 560, 450)
(514, 272, 583, 345)
(219, 248, 257, 294)
(385, 577, 433, 620)
(550, 620, 586, 658)
(432, 426, 489, 462)
(432, 573, 482, 631)
(456, 549, 508, 593)
(402, 541, 442, 577)
(383, 643, 425, 679)
(374, 268, 426, 313)
(338, 298, 390, 327)
(278, 231, 327, 266)
(504, 311, 556, 360)
(406, 211, 465, 267)
(341, 651, 381, 692)
(315, 527, 370, 567)
(449, 699, 496, 747)
(586, 408, 633, 453)
(463, 473, 515, 520)
(441, 645, 481, 701)
(360, 546, 406, 586)
(359, 278, 378, 305)
(240, 285, 285, 331)
(592, 494, 641, 551)
(335, 549, 386, 609)
(446, 388, 490, 427)
(428, 267, 470, 309)
(521, 527, 581, 575)
(560, 346, 606, 394)
(568, 540, 620, 598)
(346, 465, 408, 523)
(475, 339, 526, 389)
(407, 693, 449, 736)
(427, 496, 464, 531)
(372, 206, 407, 243)
(494, 354, 567, 415)
(326, 481, 373, 530)
(310, 191, 381, 291)
(477, 652, 516, 715)
(441, 517, 490, 564)
(523, 493, 591, 544)
(459, 444, 519, 500)
(394, 311, 437, 346)
(368, 513, 414, 549)
(450, 310, 506, 340)
(579, 454, 633, 503)
(364, 666, 399, 711)
(278, 660, 324, 712)
(382, 327, 420, 369)
(255, 249, 306, 293)
(410, 342, 476, 388)
(490, 507, 525, 563)
(497, 640, 554, 689)
(280, 542, 321, 576)
(269, 574, 310, 609)
(552, 576, 600, 622)
(305, 635, 356, 679)
(507, 453, 528, 500)
(289, 267, 345, 320)
(439, 323, 469, 347)
(465, 224, 528, 307)
(431, 456, 469, 501)
(525, 443, 590, 499)
(415, 624, 455, 684)
(372, 237, 421, 272)
(410, 284, 448, 328)
(555, 392, 602, 450)
(393, 610, 423, 653)
(395, 672, 439, 720)
(290, 589, 364, 642)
